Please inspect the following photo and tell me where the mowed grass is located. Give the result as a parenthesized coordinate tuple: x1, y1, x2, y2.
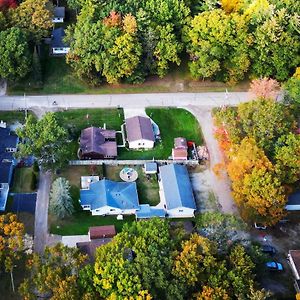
(118, 108, 203, 159)
(11, 167, 35, 193)
(54, 108, 124, 159)
(50, 212, 135, 235)
(0, 111, 26, 125)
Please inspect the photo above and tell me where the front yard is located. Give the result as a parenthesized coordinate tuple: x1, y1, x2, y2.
(0, 111, 26, 125)
(118, 107, 203, 159)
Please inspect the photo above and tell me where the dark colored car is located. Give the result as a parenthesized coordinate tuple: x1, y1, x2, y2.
(262, 245, 276, 255)
(265, 261, 283, 271)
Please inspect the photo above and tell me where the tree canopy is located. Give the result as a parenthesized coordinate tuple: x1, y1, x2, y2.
(16, 113, 69, 169)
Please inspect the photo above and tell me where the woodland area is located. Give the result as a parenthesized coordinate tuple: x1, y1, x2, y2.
(0, 0, 299, 86)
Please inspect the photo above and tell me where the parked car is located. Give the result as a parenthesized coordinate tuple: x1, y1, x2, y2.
(254, 222, 267, 230)
(265, 261, 283, 271)
(262, 245, 276, 255)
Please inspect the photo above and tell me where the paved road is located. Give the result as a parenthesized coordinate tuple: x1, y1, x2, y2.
(0, 92, 251, 111)
(34, 171, 51, 254)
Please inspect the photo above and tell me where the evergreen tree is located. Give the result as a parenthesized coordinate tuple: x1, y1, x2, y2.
(50, 177, 74, 219)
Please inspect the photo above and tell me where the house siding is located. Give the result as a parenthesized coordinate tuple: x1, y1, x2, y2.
(128, 139, 154, 149)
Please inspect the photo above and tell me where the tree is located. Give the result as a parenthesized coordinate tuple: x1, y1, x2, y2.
(0, 0, 17, 11)
(16, 113, 69, 169)
(185, 10, 250, 84)
(94, 219, 174, 299)
(250, 9, 300, 81)
(196, 212, 247, 252)
(237, 98, 294, 154)
(10, 0, 53, 42)
(19, 243, 87, 300)
(50, 177, 74, 219)
(0, 27, 31, 80)
(249, 77, 280, 100)
(274, 133, 300, 184)
(284, 70, 300, 106)
(0, 213, 24, 272)
(227, 138, 286, 225)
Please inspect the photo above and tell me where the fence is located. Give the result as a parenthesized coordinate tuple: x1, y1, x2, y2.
(69, 159, 199, 166)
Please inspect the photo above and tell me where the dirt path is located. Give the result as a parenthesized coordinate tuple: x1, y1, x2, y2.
(186, 105, 237, 214)
(34, 170, 51, 253)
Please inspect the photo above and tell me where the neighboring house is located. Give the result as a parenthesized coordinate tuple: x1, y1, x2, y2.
(144, 162, 157, 174)
(288, 250, 300, 292)
(79, 127, 117, 159)
(125, 116, 155, 149)
(172, 137, 188, 160)
(285, 191, 300, 211)
(50, 27, 70, 55)
(52, 7, 65, 23)
(80, 179, 139, 216)
(159, 164, 196, 218)
(0, 126, 18, 211)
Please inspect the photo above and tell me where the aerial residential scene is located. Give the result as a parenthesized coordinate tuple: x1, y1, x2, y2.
(0, 0, 299, 299)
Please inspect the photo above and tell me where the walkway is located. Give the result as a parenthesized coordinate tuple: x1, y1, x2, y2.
(34, 170, 51, 253)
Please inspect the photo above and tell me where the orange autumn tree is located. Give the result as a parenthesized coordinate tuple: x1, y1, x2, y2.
(0, 213, 25, 272)
(227, 138, 286, 225)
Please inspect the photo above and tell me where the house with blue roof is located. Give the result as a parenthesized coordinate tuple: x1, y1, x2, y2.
(0, 126, 19, 211)
(80, 179, 139, 216)
(159, 164, 196, 218)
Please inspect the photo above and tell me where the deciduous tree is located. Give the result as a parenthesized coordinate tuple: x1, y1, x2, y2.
(249, 77, 280, 100)
(19, 243, 87, 300)
(16, 113, 69, 169)
(0, 27, 31, 80)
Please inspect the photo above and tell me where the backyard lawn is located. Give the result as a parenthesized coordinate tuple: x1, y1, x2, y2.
(50, 212, 135, 235)
(118, 108, 203, 159)
(11, 167, 36, 193)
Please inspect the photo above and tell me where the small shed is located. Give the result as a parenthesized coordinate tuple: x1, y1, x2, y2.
(144, 162, 157, 174)
(52, 7, 65, 23)
(51, 27, 70, 55)
(88, 225, 116, 240)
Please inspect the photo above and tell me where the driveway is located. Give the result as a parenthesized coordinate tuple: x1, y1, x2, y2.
(34, 170, 51, 253)
(186, 105, 237, 214)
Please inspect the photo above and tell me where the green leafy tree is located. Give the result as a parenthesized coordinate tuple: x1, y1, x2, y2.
(10, 0, 53, 42)
(185, 9, 250, 84)
(50, 177, 74, 219)
(250, 9, 300, 81)
(284, 71, 300, 106)
(274, 133, 300, 184)
(0, 27, 31, 80)
(237, 98, 295, 154)
(16, 113, 69, 169)
(19, 243, 87, 300)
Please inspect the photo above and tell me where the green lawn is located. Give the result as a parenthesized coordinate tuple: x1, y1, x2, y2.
(118, 108, 203, 159)
(11, 167, 36, 193)
(50, 211, 135, 235)
(0, 111, 26, 125)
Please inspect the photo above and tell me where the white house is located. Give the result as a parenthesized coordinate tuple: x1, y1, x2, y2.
(125, 116, 155, 149)
(159, 164, 196, 218)
(52, 7, 65, 23)
(80, 179, 139, 216)
(51, 28, 70, 55)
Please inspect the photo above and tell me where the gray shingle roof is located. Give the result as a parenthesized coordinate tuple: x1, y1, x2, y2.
(51, 27, 69, 48)
(54, 7, 65, 18)
(159, 164, 196, 210)
(125, 116, 155, 142)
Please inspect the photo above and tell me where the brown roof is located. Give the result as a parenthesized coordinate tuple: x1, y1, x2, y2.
(172, 148, 188, 159)
(290, 250, 300, 275)
(80, 127, 117, 157)
(125, 116, 155, 142)
(174, 137, 187, 149)
(77, 238, 112, 261)
(89, 225, 116, 239)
